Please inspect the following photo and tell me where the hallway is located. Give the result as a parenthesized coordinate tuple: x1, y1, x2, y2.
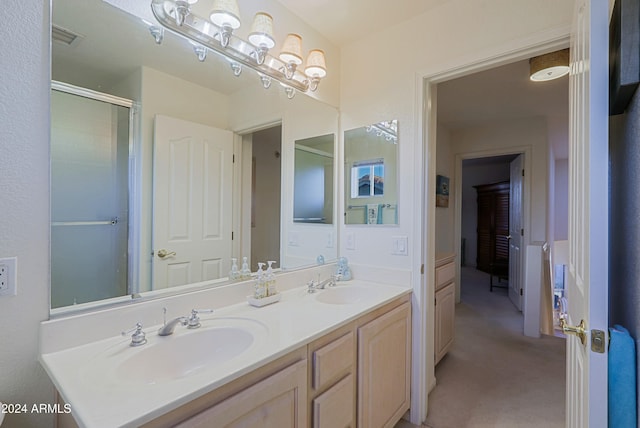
(424, 267, 565, 427)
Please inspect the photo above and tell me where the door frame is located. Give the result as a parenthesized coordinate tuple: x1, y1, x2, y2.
(415, 36, 569, 424)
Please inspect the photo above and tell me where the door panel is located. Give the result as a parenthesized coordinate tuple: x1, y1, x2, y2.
(509, 155, 523, 310)
(153, 115, 233, 289)
(566, 0, 609, 426)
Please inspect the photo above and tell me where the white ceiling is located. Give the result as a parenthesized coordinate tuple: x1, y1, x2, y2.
(437, 59, 569, 158)
(274, 0, 451, 46)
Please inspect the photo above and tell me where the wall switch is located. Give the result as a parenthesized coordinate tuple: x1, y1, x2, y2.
(346, 232, 356, 250)
(0, 257, 17, 296)
(392, 236, 409, 256)
(288, 232, 299, 247)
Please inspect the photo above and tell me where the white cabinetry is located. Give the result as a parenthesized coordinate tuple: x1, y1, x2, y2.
(435, 254, 456, 364)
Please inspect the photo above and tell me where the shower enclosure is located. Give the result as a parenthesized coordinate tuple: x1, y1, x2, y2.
(50, 83, 134, 308)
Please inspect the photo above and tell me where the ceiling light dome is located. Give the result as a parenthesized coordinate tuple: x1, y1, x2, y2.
(529, 49, 570, 82)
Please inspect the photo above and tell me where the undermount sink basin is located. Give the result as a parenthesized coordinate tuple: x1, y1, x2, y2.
(104, 319, 268, 385)
(314, 285, 371, 305)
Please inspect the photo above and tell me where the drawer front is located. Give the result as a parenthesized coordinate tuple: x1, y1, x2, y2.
(313, 374, 355, 428)
(313, 332, 354, 391)
(435, 261, 455, 289)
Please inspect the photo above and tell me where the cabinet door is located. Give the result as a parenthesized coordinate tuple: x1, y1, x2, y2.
(312, 374, 354, 428)
(435, 282, 455, 364)
(358, 302, 411, 428)
(176, 360, 307, 428)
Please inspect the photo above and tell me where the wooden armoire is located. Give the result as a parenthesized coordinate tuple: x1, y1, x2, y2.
(474, 181, 510, 273)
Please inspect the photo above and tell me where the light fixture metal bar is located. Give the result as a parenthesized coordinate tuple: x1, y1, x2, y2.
(151, 0, 310, 92)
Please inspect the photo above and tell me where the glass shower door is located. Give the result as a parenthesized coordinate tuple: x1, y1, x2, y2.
(50, 88, 131, 308)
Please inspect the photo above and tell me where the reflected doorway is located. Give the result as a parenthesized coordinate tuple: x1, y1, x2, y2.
(242, 125, 282, 270)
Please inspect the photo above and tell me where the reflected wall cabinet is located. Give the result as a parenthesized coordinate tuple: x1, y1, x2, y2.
(474, 181, 510, 273)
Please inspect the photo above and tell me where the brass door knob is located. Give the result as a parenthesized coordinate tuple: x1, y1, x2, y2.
(157, 249, 176, 259)
(560, 317, 587, 345)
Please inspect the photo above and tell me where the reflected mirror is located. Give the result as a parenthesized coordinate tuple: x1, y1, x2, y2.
(344, 120, 399, 225)
(50, 0, 338, 311)
(294, 134, 335, 224)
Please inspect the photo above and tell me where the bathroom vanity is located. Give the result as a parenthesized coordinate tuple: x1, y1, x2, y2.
(41, 278, 411, 428)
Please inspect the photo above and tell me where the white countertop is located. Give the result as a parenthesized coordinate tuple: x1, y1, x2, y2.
(40, 280, 411, 428)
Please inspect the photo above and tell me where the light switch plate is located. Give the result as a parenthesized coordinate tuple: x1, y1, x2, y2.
(392, 236, 408, 256)
(346, 232, 356, 250)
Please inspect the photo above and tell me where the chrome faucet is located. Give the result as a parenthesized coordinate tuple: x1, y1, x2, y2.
(158, 308, 214, 336)
(307, 274, 341, 293)
(158, 311, 188, 336)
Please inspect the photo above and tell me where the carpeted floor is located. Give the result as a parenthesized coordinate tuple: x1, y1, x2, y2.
(396, 267, 565, 428)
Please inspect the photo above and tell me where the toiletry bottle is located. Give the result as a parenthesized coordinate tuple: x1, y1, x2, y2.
(254, 263, 266, 299)
(241, 256, 251, 280)
(266, 261, 277, 296)
(229, 258, 239, 280)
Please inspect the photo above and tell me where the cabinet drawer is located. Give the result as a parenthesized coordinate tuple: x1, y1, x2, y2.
(313, 374, 354, 428)
(435, 261, 455, 290)
(312, 332, 353, 391)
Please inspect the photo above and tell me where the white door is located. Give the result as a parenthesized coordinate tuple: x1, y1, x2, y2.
(508, 155, 523, 310)
(153, 115, 234, 289)
(565, 0, 608, 426)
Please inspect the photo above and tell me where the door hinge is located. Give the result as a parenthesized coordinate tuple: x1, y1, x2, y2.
(522, 169, 524, 177)
(232, 154, 235, 163)
(520, 228, 524, 236)
(231, 231, 234, 240)
(520, 288, 523, 296)
(421, 264, 425, 274)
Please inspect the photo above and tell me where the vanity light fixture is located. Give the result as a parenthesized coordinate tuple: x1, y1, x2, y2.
(366, 120, 398, 143)
(150, 0, 327, 96)
(209, 0, 241, 47)
(529, 49, 570, 82)
(304, 49, 327, 91)
(279, 33, 303, 79)
(173, 0, 199, 27)
(248, 13, 275, 65)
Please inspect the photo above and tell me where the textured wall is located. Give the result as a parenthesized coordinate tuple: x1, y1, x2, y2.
(609, 88, 640, 415)
(0, 0, 56, 426)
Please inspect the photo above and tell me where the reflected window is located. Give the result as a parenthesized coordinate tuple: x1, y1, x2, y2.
(351, 159, 384, 198)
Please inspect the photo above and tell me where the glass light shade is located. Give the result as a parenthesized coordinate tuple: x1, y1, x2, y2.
(209, 0, 241, 29)
(279, 33, 303, 65)
(529, 49, 570, 82)
(304, 49, 327, 78)
(248, 12, 275, 49)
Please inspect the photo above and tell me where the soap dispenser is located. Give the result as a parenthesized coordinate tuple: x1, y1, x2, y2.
(240, 256, 251, 280)
(266, 261, 277, 296)
(254, 263, 266, 299)
(229, 258, 239, 280)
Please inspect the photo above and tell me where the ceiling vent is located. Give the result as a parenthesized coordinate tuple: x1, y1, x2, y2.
(52, 24, 84, 46)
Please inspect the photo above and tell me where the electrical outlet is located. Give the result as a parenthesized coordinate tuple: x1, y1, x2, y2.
(0, 257, 17, 296)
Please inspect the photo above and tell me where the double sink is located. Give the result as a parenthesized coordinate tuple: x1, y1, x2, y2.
(41, 281, 407, 427)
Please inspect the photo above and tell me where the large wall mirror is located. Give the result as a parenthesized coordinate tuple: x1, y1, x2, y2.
(50, 0, 338, 312)
(344, 120, 399, 225)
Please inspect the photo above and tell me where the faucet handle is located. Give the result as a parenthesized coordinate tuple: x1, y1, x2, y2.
(187, 309, 214, 329)
(121, 322, 147, 347)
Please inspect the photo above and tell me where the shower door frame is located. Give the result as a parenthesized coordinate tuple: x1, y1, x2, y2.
(51, 81, 140, 300)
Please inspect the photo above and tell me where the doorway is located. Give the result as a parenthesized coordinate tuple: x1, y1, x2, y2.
(427, 53, 569, 424)
(241, 125, 282, 269)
